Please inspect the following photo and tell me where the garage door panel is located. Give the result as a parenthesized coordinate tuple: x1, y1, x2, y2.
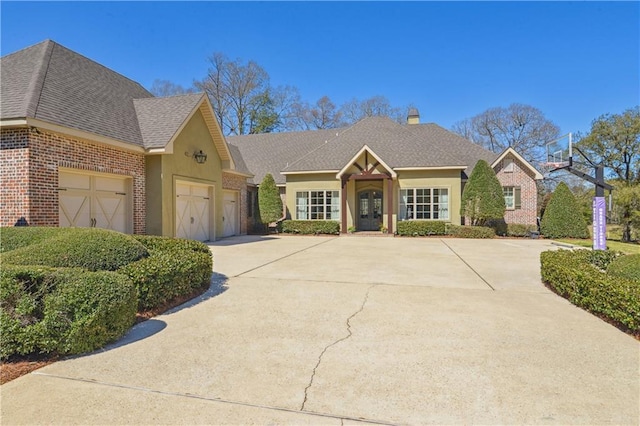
(59, 193, 91, 227)
(94, 193, 127, 233)
(59, 173, 90, 190)
(223, 191, 238, 237)
(175, 181, 212, 242)
(58, 171, 131, 233)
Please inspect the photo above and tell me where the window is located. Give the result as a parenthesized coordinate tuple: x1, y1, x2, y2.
(504, 186, 521, 210)
(400, 188, 449, 220)
(296, 190, 340, 220)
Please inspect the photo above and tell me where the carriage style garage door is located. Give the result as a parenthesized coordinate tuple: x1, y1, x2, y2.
(175, 181, 212, 242)
(222, 190, 239, 237)
(58, 170, 131, 234)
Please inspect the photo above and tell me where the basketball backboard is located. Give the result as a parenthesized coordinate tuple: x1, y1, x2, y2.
(545, 133, 573, 170)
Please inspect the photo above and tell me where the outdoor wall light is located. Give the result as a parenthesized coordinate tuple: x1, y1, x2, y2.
(193, 150, 208, 164)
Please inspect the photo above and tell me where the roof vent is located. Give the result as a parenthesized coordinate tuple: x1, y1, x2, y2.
(407, 108, 420, 125)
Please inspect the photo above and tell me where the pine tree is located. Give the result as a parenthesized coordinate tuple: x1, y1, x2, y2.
(258, 173, 283, 225)
(540, 182, 589, 238)
(460, 160, 506, 226)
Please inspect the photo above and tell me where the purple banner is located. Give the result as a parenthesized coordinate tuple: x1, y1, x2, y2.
(592, 197, 606, 250)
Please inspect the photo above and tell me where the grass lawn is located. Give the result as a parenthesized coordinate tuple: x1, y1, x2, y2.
(556, 238, 640, 254)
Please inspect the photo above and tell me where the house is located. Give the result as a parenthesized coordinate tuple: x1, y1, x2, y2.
(0, 40, 252, 241)
(1, 40, 542, 240)
(228, 109, 543, 234)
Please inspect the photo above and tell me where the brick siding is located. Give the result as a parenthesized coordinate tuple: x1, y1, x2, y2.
(495, 156, 538, 225)
(222, 172, 248, 235)
(1, 128, 146, 233)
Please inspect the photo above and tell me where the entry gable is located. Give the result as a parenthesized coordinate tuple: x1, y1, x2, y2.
(135, 94, 235, 169)
(336, 145, 397, 179)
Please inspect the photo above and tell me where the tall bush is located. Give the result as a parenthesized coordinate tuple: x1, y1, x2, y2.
(540, 182, 589, 238)
(460, 160, 506, 226)
(258, 173, 283, 226)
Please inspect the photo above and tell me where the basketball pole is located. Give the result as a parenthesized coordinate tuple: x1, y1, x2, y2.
(562, 144, 613, 250)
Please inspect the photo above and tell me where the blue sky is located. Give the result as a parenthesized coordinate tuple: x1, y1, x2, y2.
(2, 1, 638, 135)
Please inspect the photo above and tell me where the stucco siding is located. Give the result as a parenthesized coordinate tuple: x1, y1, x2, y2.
(396, 169, 462, 225)
(154, 110, 223, 239)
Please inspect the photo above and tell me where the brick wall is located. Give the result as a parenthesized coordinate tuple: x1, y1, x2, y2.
(0, 127, 146, 233)
(222, 172, 248, 235)
(494, 156, 538, 225)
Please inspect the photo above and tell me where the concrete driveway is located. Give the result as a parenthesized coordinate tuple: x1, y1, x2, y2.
(1, 236, 638, 425)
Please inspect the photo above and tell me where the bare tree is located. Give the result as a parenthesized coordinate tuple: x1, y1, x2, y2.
(149, 79, 194, 97)
(451, 103, 560, 163)
(195, 53, 273, 135)
(339, 96, 404, 124)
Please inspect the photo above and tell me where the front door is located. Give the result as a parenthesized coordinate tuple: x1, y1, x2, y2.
(357, 190, 383, 231)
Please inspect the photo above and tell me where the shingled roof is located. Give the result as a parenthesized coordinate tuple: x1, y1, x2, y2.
(228, 117, 500, 184)
(1, 40, 153, 146)
(0, 40, 226, 154)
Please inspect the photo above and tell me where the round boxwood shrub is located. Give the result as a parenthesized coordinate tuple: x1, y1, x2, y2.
(1, 265, 137, 360)
(540, 182, 589, 239)
(0, 227, 62, 253)
(1, 228, 148, 271)
(607, 254, 640, 282)
(119, 236, 213, 310)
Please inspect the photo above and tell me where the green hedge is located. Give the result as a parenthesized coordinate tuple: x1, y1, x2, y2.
(607, 254, 640, 282)
(1, 228, 148, 271)
(507, 223, 538, 237)
(119, 236, 213, 310)
(447, 225, 495, 238)
(0, 265, 137, 360)
(133, 235, 211, 255)
(282, 220, 340, 235)
(396, 221, 447, 236)
(540, 249, 640, 334)
(0, 227, 62, 253)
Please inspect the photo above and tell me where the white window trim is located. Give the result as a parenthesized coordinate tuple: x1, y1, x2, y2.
(399, 187, 450, 221)
(295, 190, 340, 220)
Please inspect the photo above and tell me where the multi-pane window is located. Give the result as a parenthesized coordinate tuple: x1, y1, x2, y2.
(503, 186, 521, 210)
(296, 191, 340, 220)
(399, 188, 449, 220)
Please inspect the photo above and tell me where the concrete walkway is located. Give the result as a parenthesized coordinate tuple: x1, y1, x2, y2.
(1, 236, 638, 425)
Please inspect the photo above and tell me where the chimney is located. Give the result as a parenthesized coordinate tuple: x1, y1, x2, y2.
(407, 108, 420, 125)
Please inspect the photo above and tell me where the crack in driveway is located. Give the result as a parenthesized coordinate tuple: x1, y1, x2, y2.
(300, 284, 376, 411)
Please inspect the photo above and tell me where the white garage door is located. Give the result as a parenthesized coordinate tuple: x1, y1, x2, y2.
(59, 171, 130, 234)
(223, 191, 238, 237)
(176, 182, 212, 242)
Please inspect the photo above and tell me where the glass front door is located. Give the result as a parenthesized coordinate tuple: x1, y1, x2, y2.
(358, 190, 383, 231)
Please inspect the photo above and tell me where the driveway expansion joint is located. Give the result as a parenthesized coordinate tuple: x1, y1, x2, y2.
(300, 284, 376, 412)
(439, 238, 496, 291)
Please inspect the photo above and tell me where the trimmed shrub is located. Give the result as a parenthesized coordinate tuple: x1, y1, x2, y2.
(540, 182, 589, 239)
(447, 225, 495, 239)
(0, 227, 62, 253)
(397, 221, 447, 236)
(507, 223, 538, 237)
(119, 243, 213, 311)
(485, 219, 508, 236)
(282, 220, 340, 235)
(607, 254, 640, 282)
(540, 249, 640, 334)
(133, 235, 211, 255)
(1, 228, 148, 271)
(460, 160, 506, 226)
(1, 265, 137, 360)
(258, 173, 283, 226)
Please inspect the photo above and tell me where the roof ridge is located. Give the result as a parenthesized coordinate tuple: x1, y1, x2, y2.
(281, 119, 362, 170)
(45, 39, 153, 97)
(25, 40, 55, 118)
